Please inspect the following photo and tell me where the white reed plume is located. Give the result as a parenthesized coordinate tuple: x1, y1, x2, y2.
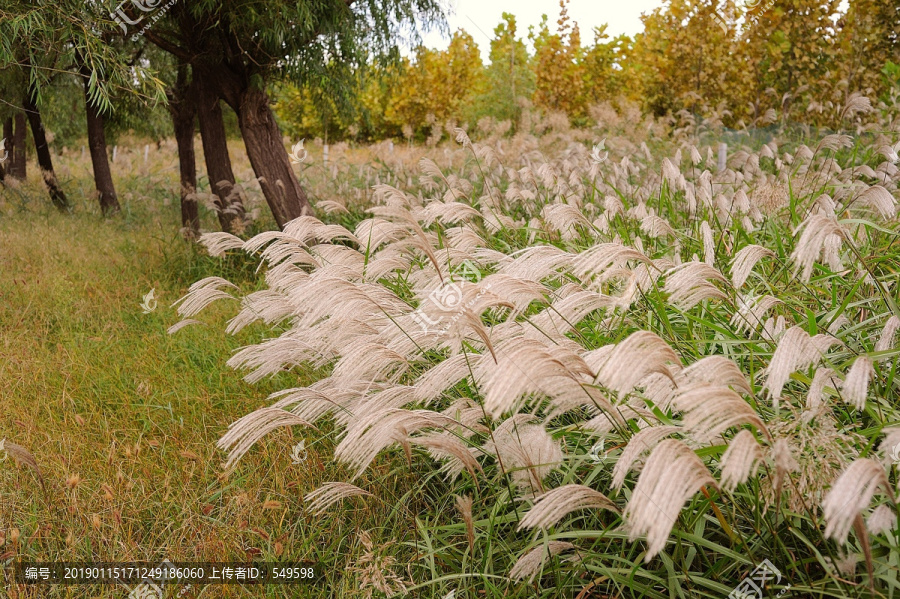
(420, 200, 481, 226)
(226, 290, 294, 334)
(839, 92, 872, 120)
(763, 326, 842, 405)
(822, 459, 893, 543)
(571, 242, 651, 283)
(166, 318, 204, 335)
(455, 495, 476, 554)
(499, 245, 575, 281)
(662, 158, 682, 189)
(412, 354, 475, 404)
(867, 505, 897, 536)
(199, 231, 244, 257)
(217, 408, 314, 468)
(226, 335, 319, 384)
(874, 316, 900, 354)
(542, 204, 592, 240)
(595, 331, 681, 398)
(611, 425, 682, 489)
(525, 290, 614, 341)
(827, 315, 851, 335)
(679, 356, 753, 396)
(663, 262, 727, 310)
(731, 294, 782, 334)
(412, 433, 482, 480)
(172, 276, 239, 318)
(483, 417, 562, 494)
(640, 215, 677, 240)
(279, 215, 358, 246)
(770, 437, 799, 498)
(841, 356, 874, 410)
(673, 385, 771, 443)
(700, 221, 715, 266)
(730, 244, 775, 289)
(790, 214, 848, 282)
(719, 429, 764, 492)
(509, 541, 579, 582)
(480, 338, 591, 417)
(806, 367, 840, 411)
(335, 409, 457, 479)
(518, 484, 618, 530)
(854, 185, 897, 219)
(623, 439, 716, 560)
(304, 482, 373, 515)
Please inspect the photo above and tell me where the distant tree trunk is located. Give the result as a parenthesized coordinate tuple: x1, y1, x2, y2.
(195, 68, 245, 234)
(23, 81, 69, 211)
(81, 68, 121, 215)
(10, 113, 27, 180)
(168, 64, 200, 237)
(236, 86, 312, 228)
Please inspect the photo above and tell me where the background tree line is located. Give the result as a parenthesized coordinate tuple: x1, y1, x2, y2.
(276, 0, 900, 141)
(1, 0, 898, 233)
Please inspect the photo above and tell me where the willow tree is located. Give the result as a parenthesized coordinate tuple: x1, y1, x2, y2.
(141, 0, 445, 228)
(0, 0, 164, 213)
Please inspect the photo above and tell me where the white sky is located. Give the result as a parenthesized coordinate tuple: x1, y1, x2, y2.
(418, 0, 666, 60)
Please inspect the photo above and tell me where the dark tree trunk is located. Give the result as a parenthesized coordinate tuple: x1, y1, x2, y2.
(200, 61, 312, 230)
(23, 82, 69, 211)
(195, 69, 245, 234)
(236, 86, 312, 228)
(11, 113, 27, 180)
(168, 64, 200, 237)
(81, 70, 120, 215)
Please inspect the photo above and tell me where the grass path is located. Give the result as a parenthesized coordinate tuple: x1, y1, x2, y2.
(0, 205, 377, 598)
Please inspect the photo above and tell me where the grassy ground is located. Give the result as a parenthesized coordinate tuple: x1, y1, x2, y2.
(0, 151, 434, 598)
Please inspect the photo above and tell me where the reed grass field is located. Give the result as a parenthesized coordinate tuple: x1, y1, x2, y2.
(2, 98, 900, 599)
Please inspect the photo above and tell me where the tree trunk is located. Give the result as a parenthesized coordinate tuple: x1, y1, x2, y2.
(23, 83, 69, 211)
(237, 86, 312, 228)
(168, 64, 200, 237)
(10, 113, 27, 180)
(82, 72, 121, 215)
(195, 70, 245, 234)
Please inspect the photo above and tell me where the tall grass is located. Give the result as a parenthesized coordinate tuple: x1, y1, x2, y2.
(177, 98, 900, 598)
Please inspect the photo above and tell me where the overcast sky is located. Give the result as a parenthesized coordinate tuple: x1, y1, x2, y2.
(417, 0, 666, 60)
